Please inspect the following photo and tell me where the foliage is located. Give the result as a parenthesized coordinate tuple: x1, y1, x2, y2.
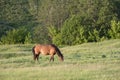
(108, 20, 120, 39)
(32, 25, 51, 44)
(24, 32, 32, 44)
(48, 0, 120, 45)
(61, 15, 87, 45)
(0, 0, 120, 45)
(0, 0, 35, 26)
(48, 26, 62, 45)
(0, 27, 30, 44)
(0, 0, 36, 44)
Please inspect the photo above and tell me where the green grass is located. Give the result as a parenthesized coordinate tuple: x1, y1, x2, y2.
(0, 39, 120, 80)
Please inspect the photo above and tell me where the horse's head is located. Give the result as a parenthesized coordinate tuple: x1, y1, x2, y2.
(60, 55, 64, 61)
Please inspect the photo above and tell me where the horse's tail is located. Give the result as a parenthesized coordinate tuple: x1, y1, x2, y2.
(51, 44, 64, 61)
(32, 46, 35, 57)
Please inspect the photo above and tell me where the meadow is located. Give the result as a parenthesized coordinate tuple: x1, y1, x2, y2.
(0, 39, 120, 80)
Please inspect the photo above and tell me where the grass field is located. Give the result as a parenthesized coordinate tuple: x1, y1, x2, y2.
(0, 39, 120, 80)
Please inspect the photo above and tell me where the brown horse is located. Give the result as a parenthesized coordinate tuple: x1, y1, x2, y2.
(32, 44, 64, 62)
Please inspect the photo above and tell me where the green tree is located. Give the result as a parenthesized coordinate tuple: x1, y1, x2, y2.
(33, 25, 51, 44)
(0, 0, 120, 45)
(61, 15, 87, 45)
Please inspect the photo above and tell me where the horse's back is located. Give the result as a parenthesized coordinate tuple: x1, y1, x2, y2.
(34, 44, 56, 55)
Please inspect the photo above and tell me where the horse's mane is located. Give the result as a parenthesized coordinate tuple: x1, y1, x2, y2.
(50, 44, 63, 58)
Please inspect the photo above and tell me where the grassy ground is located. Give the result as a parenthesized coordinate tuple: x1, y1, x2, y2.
(0, 39, 120, 80)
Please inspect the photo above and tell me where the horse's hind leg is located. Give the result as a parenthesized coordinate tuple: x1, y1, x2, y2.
(36, 54, 39, 61)
(50, 55, 54, 62)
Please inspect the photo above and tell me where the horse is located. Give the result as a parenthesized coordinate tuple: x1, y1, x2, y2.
(32, 44, 64, 62)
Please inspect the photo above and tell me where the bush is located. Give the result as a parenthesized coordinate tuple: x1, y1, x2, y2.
(108, 20, 120, 39)
(0, 27, 31, 44)
(24, 32, 32, 44)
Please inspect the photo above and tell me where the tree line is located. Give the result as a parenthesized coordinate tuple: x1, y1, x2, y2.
(0, 0, 120, 45)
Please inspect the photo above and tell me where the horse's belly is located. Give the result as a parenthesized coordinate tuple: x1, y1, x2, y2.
(41, 52, 49, 55)
(41, 49, 49, 55)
